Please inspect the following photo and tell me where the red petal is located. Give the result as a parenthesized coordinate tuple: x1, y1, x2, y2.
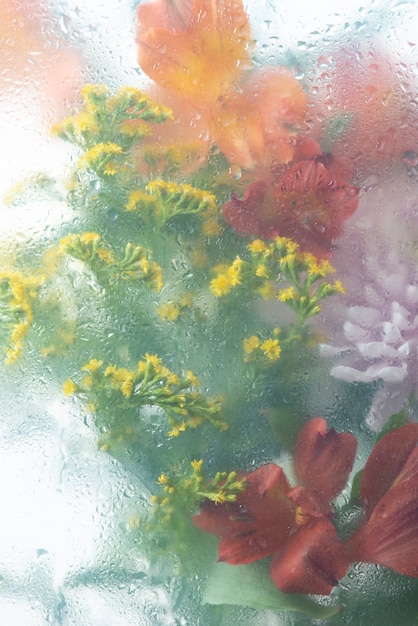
(271, 519, 349, 595)
(193, 464, 294, 564)
(279, 159, 329, 193)
(223, 181, 275, 238)
(348, 447, 418, 576)
(293, 417, 357, 502)
(359, 423, 418, 517)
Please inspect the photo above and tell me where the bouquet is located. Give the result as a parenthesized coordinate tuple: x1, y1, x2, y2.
(2, 0, 418, 623)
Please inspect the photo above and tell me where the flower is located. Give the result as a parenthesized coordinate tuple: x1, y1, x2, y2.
(136, 0, 253, 102)
(223, 153, 359, 258)
(320, 246, 418, 430)
(210, 67, 308, 169)
(193, 417, 356, 594)
(347, 423, 418, 577)
(136, 2, 308, 173)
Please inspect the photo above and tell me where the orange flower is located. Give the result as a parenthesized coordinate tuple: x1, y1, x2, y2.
(210, 67, 308, 169)
(136, 1, 309, 174)
(136, 0, 253, 102)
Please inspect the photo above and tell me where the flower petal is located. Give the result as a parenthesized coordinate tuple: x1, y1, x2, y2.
(293, 417, 357, 501)
(348, 447, 418, 576)
(223, 181, 274, 238)
(271, 519, 349, 595)
(359, 422, 418, 517)
(136, 0, 253, 100)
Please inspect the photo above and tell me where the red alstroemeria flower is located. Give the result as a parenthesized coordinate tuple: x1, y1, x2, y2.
(347, 423, 418, 577)
(223, 152, 359, 258)
(193, 464, 294, 564)
(193, 417, 357, 594)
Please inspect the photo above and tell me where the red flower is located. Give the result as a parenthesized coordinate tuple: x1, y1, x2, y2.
(193, 464, 294, 564)
(271, 518, 349, 595)
(223, 153, 359, 258)
(347, 423, 418, 577)
(193, 417, 357, 594)
(294, 416, 358, 502)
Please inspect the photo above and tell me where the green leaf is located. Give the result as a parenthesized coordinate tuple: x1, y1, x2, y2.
(349, 468, 363, 504)
(375, 406, 409, 443)
(203, 561, 340, 619)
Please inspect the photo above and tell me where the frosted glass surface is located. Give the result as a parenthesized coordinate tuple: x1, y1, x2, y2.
(1, 1, 418, 624)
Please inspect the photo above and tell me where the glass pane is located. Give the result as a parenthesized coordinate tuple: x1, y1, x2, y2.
(1, 0, 418, 624)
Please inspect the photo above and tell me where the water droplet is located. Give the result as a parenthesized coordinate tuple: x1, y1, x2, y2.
(229, 164, 242, 180)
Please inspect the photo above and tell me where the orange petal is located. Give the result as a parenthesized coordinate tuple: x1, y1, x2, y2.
(136, 0, 253, 100)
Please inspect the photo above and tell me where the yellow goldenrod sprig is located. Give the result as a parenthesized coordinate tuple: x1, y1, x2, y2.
(52, 84, 172, 152)
(58, 232, 163, 292)
(0, 270, 45, 364)
(150, 460, 247, 525)
(243, 328, 282, 365)
(63, 354, 226, 437)
(211, 237, 345, 340)
(210, 257, 244, 297)
(157, 293, 195, 322)
(126, 180, 218, 228)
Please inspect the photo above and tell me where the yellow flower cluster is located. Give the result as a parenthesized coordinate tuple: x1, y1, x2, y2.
(52, 84, 172, 153)
(243, 329, 282, 364)
(210, 237, 345, 341)
(210, 257, 243, 297)
(0, 270, 44, 364)
(125, 180, 218, 228)
(150, 460, 247, 525)
(157, 294, 194, 322)
(59, 232, 163, 292)
(62, 353, 226, 439)
(78, 142, 124, 177)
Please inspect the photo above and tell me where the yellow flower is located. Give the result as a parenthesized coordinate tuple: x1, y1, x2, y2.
(275, 236, 299, 253)
(258, 281, 276, 300)
(211, 491, 227, 505)
(145, 353, 162, 370)
(278, 286, 296, 302)
(157, 473, 170, 485)
(306, 254, 335, 277)
(63, 379, 77, 396)
(260, 338, 281, 362)
(228, 257, 243, 286)
(157, 302, 181, 322)
(121, 376, 134, 398)
(243, 335, 260, 354)
(255, 264, 269, 278)
(334, 279, 346, 294)
(191, 459, 204, 472)
(81, 358, 103, 373)
(81, 375, 94, 389)
(150, 262, 164, 292)
(210, 273, 233, 297)
(248, 239, 269, 254)
(202, 217, 221, 237)
(185, 370, 200, 387)
(168, 422, 187, 437)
